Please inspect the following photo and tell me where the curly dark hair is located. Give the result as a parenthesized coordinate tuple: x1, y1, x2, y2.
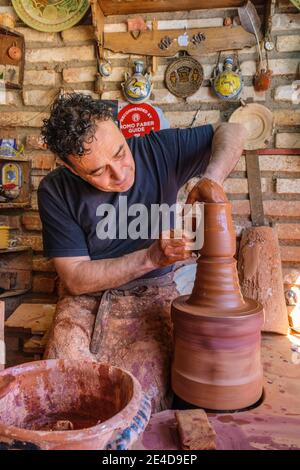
(41, 93, 113, 161)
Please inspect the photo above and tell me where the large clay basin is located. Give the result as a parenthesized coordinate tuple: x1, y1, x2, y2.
(0, 360, 151, 450)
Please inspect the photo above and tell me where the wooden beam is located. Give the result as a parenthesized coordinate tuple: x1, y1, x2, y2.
(104, 26, 256, 56)
(90, 0, 104, 42)
(0, 301, 4, 370)
(98, 0, 262, 16)
(246, 150, 265, 227)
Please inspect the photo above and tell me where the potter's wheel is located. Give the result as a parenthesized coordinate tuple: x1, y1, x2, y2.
(173, 295, 262, 319)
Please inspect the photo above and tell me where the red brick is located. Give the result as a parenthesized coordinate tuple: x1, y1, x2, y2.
(276, 223, 300, 240)
(33, 256, 55, 272)
(31, 175, 45, 191)
(0, 215, 20, 229)
(264, 200, 300, 217)
(18, 235, 43, 252)
(280, 246, 300, 263)
(282, 267, 300, 284)
(276, 178, 300, 194)
(31, 192, 38, 211)
(26, 135, 47, 150)
(230, 200, 251, 216)
(22, 213, 42, 231)
(32, 274, 56, 293)
(28, 153, 56, 170)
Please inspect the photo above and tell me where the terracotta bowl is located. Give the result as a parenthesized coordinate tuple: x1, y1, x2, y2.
(0, 360, 151, 450)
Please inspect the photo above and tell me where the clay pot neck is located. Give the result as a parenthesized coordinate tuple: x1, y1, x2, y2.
(188, 203, 245, 310)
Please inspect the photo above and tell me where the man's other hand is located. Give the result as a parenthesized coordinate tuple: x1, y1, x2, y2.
(147, 230, 195, 268)
(186, 177, 228, 205)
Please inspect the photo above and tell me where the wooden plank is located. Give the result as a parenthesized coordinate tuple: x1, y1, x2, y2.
(245, 150, 265, 227)
(104, 25, 256, 56)
(247, 149, 300, 155)
(98, 0, 262, 16)
(0, 271, 31, 291)
(0, 301, 4, 370)
(0, 288, 30, 300)
(90, 0, 105, 44)
(5, 303, 55, 335)
(175, 409, 216, 450)
(23, 330, 49, 355)
(0, 246, 31, 255)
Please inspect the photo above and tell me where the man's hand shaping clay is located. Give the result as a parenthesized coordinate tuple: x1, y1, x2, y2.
(186, 177, 228, 204)
(147, 230, 194, 268)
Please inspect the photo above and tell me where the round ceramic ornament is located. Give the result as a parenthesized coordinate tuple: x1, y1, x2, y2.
(165, 56, 203, 98)
(12, 0, 89, 33)
(289, 0, 300, 9)
(99, 60, 112, 78)
(229, 103, 274, 150)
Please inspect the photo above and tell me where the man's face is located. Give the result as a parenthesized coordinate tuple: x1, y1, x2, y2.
(65, 119, 135, 192)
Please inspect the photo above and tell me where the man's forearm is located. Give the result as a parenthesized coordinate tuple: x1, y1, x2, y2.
(56, 249, 155, 296)
(204, 123, 246, 184)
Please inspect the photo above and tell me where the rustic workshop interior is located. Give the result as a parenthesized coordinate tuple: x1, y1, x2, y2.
(0, 0, 299, 451)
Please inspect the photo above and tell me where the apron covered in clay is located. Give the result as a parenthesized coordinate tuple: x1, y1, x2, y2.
(44, 271, 179, 413)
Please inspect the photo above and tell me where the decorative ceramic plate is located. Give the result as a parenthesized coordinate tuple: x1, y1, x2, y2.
(165, 56, 203, 98)
(289, 0, 300, 10)
(229, 103, 274, 150)
(12, 0, 89, 32)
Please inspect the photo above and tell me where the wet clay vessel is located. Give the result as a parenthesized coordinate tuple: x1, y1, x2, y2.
(0, 360, 151, 450)
(172, 202, 264, 411)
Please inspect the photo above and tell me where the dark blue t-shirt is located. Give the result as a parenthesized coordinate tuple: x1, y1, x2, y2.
(38, 125, 214, 277)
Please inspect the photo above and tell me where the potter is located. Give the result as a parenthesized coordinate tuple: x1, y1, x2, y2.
(38, 92, 246, 412)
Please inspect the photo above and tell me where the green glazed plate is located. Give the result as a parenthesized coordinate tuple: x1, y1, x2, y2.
(289, 0, 300, 9)
(12, 0, 90, 32)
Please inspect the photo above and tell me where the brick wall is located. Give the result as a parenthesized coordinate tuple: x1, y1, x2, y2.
(0, 0, 299, 297)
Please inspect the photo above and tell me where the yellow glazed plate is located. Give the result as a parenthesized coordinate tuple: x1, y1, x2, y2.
(12, 0, 89, 32)
(229, 103, 274, 150)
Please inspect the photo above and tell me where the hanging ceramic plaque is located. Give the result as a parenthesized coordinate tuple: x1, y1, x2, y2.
(12, 0, 89, 33)
(165, 56, 203, 98)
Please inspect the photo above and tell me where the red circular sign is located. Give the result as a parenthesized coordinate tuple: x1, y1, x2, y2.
(118, 103, 160, 138)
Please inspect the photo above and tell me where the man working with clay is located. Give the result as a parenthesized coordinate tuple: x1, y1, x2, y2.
(38, 93, 246, 412)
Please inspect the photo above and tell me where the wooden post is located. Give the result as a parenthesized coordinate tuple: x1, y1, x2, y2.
(0, 301, 5, 370)
(90, 0, 105, 97)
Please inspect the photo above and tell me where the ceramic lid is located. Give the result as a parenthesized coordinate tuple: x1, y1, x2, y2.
(229, 103, 274, 150)
(12, 0, 89, 32)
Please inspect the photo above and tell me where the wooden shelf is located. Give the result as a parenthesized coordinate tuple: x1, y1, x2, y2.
(98, 0, 262, 16)
(0, 246, 31, 254)
(0, 202, 30, 209)
(0, 156, 29, 162)
(0, 288, 30, 299)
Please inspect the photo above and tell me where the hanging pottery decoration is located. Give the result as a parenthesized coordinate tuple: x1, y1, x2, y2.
(99, 60, 112, 78)
(11, 0, 89, 33)
(289, 0, 300, 9)
(0, 27, 25, 90)
(7, 42, 22, 62)
(212, 56, 243, 100)
(0, 162, 22, 200)
(229, 103, 274, 150)
(165, 56, 203, 98)
(254, 68, 272, 92)
(121, 60, 152, 104)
